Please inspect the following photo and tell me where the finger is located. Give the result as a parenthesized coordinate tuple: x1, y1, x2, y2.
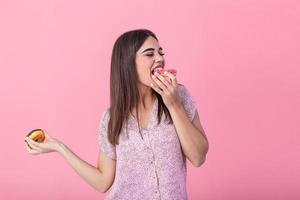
(152, 74, 168, 91)
(163, 71, 177, 87)
(25, 142, 41, 155)
(26, 145, 41, 155)
(25, 137, 44, 151)
(150, 83, 163, 95)
(28, 149, 41, 155)
(42, 129, 51, 138)
(25, 140, 32, 150)
(155, 72, 173, 89)
(25, 137, 39, 146)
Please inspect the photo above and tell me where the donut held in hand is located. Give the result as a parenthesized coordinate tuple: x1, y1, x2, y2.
(153, 68, 177, 77)
(26, 129, 45, 143)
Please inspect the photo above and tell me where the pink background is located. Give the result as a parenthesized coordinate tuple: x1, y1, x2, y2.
(0, 0, 299, 199)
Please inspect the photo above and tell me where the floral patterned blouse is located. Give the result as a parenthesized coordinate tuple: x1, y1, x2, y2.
(98, 84, 196, 200)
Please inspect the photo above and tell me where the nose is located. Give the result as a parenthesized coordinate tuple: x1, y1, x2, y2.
(155, 52, 164, 63)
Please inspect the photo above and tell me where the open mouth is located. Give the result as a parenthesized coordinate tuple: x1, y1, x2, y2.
(151, 67, 163, 75)
(151, 69, 155, 75)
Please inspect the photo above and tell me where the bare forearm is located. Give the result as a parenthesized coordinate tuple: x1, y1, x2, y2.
(57, 143, 107, 192)
(169, 103, 208, 166)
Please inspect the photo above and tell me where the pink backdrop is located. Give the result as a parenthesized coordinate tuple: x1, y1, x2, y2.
(0, 0, 299, 199)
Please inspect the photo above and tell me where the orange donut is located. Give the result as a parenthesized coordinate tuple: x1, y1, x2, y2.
(26, 129, 45, 143)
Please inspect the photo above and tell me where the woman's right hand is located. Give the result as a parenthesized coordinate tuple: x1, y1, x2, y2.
(25, 129, 63, 155)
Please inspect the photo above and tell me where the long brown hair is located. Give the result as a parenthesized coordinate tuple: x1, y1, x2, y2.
(108, 29, 173, 145)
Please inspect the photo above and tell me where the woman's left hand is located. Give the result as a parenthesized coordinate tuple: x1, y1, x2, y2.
(150, 71, 182, 109)
(25, 129, 62, 155)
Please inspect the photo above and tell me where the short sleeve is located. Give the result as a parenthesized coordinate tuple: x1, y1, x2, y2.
(177, 84, 197, 121)
(98, 109, 117, 160)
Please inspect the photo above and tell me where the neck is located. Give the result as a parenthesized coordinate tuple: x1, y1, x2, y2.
(130, 85, 156, 120)
(138, 84, 155, 110)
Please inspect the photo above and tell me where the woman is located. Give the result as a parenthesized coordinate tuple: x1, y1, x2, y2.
(25, 29, 209, 200)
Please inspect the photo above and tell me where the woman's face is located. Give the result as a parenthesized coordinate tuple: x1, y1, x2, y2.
(135, 36, 165, 86)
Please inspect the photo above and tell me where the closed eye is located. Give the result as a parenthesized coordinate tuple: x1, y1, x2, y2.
(145, 53, 165, 57)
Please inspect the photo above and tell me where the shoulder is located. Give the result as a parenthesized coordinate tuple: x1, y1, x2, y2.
(177, 83, 187, 93)
(177, 84, 197, 121)
(177, 84, 194, 100)
(100, 108, 111, 128)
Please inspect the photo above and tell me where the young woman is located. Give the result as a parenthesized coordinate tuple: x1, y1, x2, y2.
(25, 29, 209, 200)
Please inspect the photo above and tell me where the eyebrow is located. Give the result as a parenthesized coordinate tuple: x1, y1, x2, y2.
(141, 47, 163, 53)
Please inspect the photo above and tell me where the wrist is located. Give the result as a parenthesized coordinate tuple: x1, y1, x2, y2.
(168, 101, 184, 113)
(56, 142, 67, 154)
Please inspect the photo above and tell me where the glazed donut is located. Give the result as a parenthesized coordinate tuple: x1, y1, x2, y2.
(26, 129, 45, 143)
